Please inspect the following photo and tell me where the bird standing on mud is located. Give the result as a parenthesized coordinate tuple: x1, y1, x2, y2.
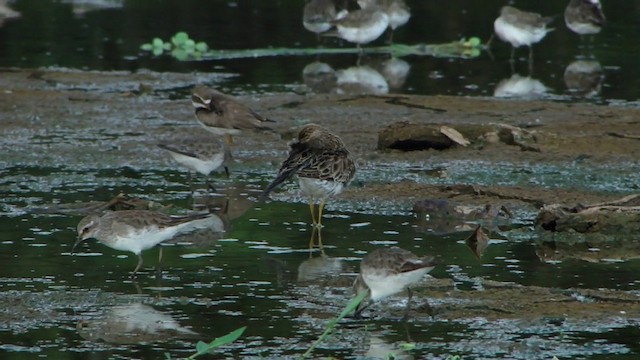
(262, 123, 356, 230)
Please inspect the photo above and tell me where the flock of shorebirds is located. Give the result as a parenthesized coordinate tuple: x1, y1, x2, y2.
(71, 0, 608, 316)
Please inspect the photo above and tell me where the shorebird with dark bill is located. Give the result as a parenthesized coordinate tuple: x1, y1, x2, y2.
(357, 0, 410, 43)
(262, 123, 356, 234)
(491, 5, 554, 62)
(73, 210, 215, 277)
(158, 134, 231, 189)
(191, 85, 276, 147)
(332, 6, 389, 49)
(353, 246, 437, 318)
(564, 0, 606, 35)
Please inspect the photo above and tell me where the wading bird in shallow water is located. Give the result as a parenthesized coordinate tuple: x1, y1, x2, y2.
(262, 123, 356, 235)
(357, 0, 411, 43)
(490, 5, 554, 62)
(353, 246, 436, 318)
(73, 210, 215, 277)
(332, 6, 389, 50)
(190, 85, 276, 148)
(303, 0, 339, 38)
(564, 0, 606, 36)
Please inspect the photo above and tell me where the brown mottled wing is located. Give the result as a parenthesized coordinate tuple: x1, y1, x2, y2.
(157, 143, 199, 159)
(400, 256, 437, 273)
(262, 143, 314, 196)
(216, 96, 274, 130)
(503, 7, 548, 29)
(296, 149, 355, 184)
(109, 210, 209, 234)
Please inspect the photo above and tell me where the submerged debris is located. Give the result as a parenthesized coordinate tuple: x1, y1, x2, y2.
(378, 121, 540, 151)
(28, 193, 169, 216)
(536, 194, 640, 234)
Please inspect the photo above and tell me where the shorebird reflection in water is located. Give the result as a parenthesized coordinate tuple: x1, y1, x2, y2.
(491, 6, 554, 62)
(353, 246, 436, 318)
(157, 134, 230, 191)
(262, 124, 356, 234)
(73, 210, 214, 277)
(190, 85, 276, 148)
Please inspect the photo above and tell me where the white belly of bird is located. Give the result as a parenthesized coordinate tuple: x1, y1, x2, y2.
(567, 21, 601, 35)
(298, 177, 344, 200)
(388, 11, 410, 30)
(109, 225, 182, 255)
(494, 18, 548, 47)
(199, 122, 242, 136)
(338, 12, 389, 44)
(364, 267, 430, 302)
(169, 151, 225, 176)
(108, 219, 213, 255)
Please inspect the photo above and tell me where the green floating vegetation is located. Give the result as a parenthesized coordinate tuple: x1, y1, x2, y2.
(140, 31, 209, 60)
(302, 291, 367, 359)
(164, 326, 246, 360)
(140, 32, 483, 61)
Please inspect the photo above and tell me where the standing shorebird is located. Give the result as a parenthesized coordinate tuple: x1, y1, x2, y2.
(262, 123, 356, 231)
(333, 6, 389, 49)
(190, 85, 275, 147)
(357, 0, 410, 43)
(353, 246, 437, 318)
(158, 134, 231, 189)
(303, 0, 338, 38)
(491, 6, 554, 62)
(73, 210, 214, 277)
(564, 0, 606, 35)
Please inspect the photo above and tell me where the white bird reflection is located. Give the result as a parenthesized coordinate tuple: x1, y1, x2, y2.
(303, 61, 338, 93)
(365, 335, 414, 360)
(493, 74, 549, 98)
(335, 65, 389, 95)
(77, 303, 198, 344)
(367, 56, 411, 90)
(61, 0, 124, 17)
(297, 253, 345, 283)
(564, 60, 604, 98)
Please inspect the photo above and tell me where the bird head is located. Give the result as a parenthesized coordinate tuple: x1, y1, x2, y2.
(72, 214, 99, 254)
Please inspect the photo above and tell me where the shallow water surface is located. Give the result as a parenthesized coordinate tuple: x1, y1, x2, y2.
(2, 166, 640, 359)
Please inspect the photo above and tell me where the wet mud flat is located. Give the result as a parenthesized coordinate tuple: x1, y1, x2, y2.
(2, 67, 640, 357)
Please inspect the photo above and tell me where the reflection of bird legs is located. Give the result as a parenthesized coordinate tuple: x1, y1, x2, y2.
(308, 226, 325, 253)
(402, 287, 414, 320)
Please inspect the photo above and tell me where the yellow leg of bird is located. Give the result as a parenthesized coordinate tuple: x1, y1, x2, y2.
(224, 134, 234, 146)
(317, 199, 326, 228)
(156, 247, 164, 277)
(131, 254, 144, 278)
(308, 197, 317, 226)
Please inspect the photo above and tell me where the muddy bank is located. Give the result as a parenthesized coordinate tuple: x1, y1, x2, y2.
(2, 67, 638, 212)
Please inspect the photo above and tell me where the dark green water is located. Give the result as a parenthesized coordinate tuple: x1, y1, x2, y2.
(1, 165, 640, 359)
(1, 0, 640, 101)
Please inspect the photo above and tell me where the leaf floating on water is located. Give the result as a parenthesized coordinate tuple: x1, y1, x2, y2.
(465, 224, 490, 259)
(440, 126, 470, 147)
